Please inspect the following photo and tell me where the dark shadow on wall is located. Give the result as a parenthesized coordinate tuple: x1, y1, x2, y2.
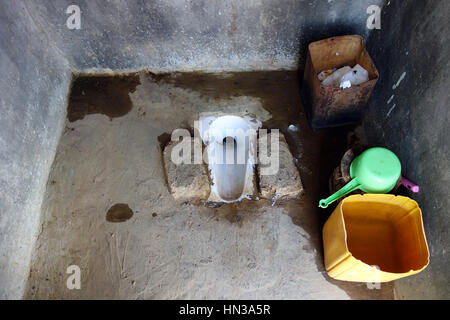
(364, 0, 450, 299)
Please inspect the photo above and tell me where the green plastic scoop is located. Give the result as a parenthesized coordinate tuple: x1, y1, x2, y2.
(319, 147, 401, 208)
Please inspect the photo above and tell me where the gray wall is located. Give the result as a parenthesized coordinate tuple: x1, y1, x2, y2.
(0, 2, 72, 298)
(364, 0, 449, 299)
(25, 0, 383, 72)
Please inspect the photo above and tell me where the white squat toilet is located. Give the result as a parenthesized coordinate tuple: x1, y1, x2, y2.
(199, 114, 261, 203)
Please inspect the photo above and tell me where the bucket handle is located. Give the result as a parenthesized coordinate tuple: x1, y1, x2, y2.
(319, 178, 361, 208)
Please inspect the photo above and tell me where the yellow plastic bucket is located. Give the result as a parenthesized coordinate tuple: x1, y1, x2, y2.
(322, 194, 429, 282)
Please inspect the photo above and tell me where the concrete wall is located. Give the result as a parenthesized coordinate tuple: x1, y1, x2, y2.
(364, 0, 449, 299)
(24, 0, 383, 72)
(0, 2, 72, 298)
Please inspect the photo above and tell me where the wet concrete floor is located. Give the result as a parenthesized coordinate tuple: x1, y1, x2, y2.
(25, 71, 394, 299)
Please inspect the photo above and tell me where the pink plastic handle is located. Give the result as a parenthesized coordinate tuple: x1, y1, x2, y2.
(401, 177, 420, 193)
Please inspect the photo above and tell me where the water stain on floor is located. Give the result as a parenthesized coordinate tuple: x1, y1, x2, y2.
(67, 74, 141, 122)
(106, 203, 134, 222)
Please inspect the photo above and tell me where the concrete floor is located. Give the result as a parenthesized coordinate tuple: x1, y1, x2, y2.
(25, 71, 394, 299)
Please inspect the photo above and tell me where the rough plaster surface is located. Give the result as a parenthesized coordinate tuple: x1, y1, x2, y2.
(25, 72, 394, 299)
(364, 0, 450, 299)
(163, 140, 210, 201)
(23, 0, 384, 72)
(163, 131, 303, 204)
(0, 2, 71, 299)
(259, 132, 304, 201)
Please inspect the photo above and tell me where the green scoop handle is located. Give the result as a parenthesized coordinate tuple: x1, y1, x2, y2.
(319, 178, 361, 208)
